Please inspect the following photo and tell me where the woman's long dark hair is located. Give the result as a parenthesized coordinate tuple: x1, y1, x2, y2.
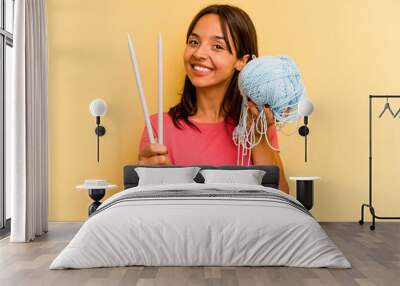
(168, 4, 259, 130)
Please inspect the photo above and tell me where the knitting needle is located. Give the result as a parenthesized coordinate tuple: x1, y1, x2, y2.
(127, 33, 155, 144)
(157, 32, 163, 145)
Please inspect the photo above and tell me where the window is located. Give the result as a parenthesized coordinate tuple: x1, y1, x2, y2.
(0, 0, 14, 235)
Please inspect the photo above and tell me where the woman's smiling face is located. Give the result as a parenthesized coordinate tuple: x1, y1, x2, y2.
(184, 13, 244, 90)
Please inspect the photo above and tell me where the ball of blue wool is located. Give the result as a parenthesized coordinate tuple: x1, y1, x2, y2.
(238, 56, 304, 121)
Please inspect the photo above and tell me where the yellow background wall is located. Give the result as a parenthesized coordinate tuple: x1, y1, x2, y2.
(47, 0, 400, 221)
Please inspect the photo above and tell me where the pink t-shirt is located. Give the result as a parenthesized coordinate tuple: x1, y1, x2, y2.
(139, 112, 279, 166)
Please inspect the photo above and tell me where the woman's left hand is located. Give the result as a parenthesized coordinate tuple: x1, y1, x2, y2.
(247, 99, 275, 128)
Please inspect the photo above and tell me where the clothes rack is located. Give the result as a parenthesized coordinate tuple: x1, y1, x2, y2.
(359, 95, 400, 230)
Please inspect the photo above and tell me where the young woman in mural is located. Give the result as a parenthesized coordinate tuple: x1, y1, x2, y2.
(138, 4, 289, 193)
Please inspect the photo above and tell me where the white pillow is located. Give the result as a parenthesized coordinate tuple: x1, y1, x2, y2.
(135, 167, 201, 186)
(200, 169, 266, 185)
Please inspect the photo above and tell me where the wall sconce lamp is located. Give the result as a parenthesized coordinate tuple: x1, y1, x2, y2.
(298, 97, 314, 162)
(89, 99, 107, 162)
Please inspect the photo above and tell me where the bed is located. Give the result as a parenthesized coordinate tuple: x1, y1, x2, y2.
(50, 165, 350, 269)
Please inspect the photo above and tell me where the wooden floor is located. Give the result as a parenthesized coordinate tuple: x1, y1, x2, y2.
(0, 222, 399, 286)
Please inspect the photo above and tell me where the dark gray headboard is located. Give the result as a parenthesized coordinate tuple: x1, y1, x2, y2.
(123, 165, 280, 189)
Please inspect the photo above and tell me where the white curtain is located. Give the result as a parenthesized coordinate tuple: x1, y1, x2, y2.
(8, 0, 48, 242)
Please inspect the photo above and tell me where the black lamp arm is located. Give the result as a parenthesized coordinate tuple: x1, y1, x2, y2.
(94, 116, 106, 162)
(298, 116, 310, 162)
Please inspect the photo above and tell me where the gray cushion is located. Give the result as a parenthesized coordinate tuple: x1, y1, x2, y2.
(124, 165, 280, 189)
(200, 169, 266, 185)
(135, 167, 200, 186)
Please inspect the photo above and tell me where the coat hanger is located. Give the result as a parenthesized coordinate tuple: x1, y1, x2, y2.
(394, 106, 400, 118)
(378, 97, 395, 118)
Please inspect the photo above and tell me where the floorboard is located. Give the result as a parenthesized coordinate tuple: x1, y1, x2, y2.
(0, 222, 399, 286)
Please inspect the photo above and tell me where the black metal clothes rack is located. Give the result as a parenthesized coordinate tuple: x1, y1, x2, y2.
(359, 95, 400, 230)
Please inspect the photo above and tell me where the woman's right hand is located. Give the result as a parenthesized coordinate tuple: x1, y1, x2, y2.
(138, 143, 171, 165)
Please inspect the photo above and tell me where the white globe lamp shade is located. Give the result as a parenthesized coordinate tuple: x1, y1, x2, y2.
(298, 98, 314, 116)
(89, 99, 107, 117)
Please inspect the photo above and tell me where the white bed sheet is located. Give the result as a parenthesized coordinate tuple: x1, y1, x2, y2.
(50, 183, 350, 269)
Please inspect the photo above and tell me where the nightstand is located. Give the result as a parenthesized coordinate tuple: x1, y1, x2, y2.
(289, 176, 320, 210)
(77, 180, 117, 216)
